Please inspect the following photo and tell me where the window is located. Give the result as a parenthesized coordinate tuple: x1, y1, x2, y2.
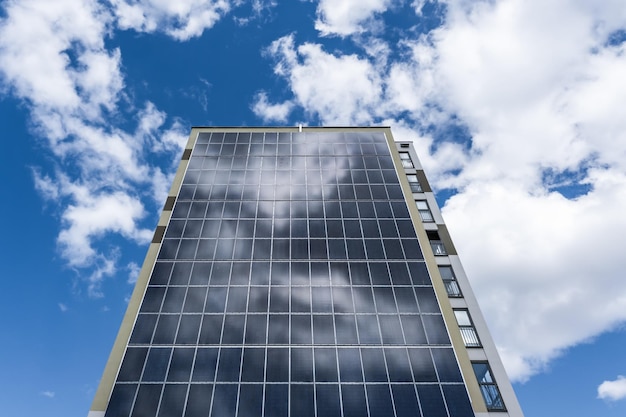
(439, 266, 462, 297)
(406, 174, 422, 192)
(430, 240, 446, 256)
(399, 152, 414, 168)
(453, 309, 480, 347)
(472, 362, 506, 411)
(416, 201, 433, 222)
(427, 231, 446, 256)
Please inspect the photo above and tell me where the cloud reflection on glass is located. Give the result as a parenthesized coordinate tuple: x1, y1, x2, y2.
(110, 131, 473, 417)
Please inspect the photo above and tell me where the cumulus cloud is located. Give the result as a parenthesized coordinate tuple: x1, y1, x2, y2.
(0, 0, 186, 295)
(260, 0, 626, 382)
(260, 34, 385, 125)
(110, 0, 233, 40)
(598, 376, 626, 401)
(315, 0, 392, 36)
(251, 92, 294, 122)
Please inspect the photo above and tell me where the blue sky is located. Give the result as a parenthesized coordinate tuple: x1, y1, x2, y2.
(1, 0, 626, 416)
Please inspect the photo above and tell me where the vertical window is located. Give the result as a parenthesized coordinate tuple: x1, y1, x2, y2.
(427, 231, 446, 256)
(416, 201, 433, 222)
(453, 309, 481, 347)
(438, 266, 462, 297)
(472, 362, 506, 411)
(399, 152, 414, 168)
(406, 174, 422, 192)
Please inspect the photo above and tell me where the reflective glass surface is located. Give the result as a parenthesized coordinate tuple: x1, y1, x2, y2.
(107, 131, 474, 417)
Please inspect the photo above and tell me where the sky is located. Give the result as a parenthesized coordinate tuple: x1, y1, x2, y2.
(1, 0, 626, 416)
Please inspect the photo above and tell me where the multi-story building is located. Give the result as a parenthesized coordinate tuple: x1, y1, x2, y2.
(89, 127, 523, 417)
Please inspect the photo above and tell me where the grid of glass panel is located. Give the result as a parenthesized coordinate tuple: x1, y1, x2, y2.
(106, 131, 474, 417)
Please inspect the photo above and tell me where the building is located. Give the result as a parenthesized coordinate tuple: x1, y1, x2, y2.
(89, 127, 523, 417)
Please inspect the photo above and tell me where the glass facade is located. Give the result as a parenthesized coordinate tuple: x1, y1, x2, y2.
(104, 130, 474, 417)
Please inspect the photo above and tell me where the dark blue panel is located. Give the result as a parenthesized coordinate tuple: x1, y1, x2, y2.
(131, 384, 162, 417)
(221, 315, 245, 344)
(105, 383, 137, 417)
(357, 315, 381, 345)
(216, 347, 242, 382)
(379, 315, 405, 345)
(335, 315, 358, 344)
(417, 385, 448, 417)
(312, 287, 332, 313)
(353, 288, 375, 313)
(158, 384, 187, 417)
(269, 287, 289, 313)
(192, 348, 219, 382)
(337, 348, 363, 382)
(151, 262, 173, 285)
(361, 348, 387, 382)
(238, 384, 264, 417)
(226, 287, 248, 312)
(142, 348, 171, 382)
(176, 315, 201, 344)
(443, 385, 475, 417)
(248, 287, 269, 313)
(267, 314, 288, 345)
(118, 348, 148, 382)
(432, 348, 463, 382)
(392, 384, 422, 417)
(231, 262, 251, 284)
(423, 315, 451, 345)
(266, 348, 289, 382)
(198, 314, 223, 344)
(369, 262, 390, 285)
(264, 384, 288, 417)
(290, 385, 315, 417)
(239, 347, 265, 383)
(162, 287, 186, 313)
(384, 348, 413, 382)
(153, 315, 179, 344)
(314, 347, 338, 382)
(373, 287, 397, 313)
(244, 314, 267, 344)
(313, 315, 335, 344)
(210, 384, 238, 417)
(388, 262, 411, 285)
(366, 385, 395, 417)
(184, 384, 214, 416)
(407, 262, 430, 285)
(316, 384, 342, 417)
(205, 287, 227, 313)
(167, 348, 194, 382)
(291, 347, 313, 382)
(292, 286, 311, 313)
(183, 287, 208, 313)
(407, 348, 437, 382)
(415, 287, 440, 313)
(394, 288, 419, 313)
(130, 314, 157, 344)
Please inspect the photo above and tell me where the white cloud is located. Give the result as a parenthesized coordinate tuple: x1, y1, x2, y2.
(58, 303, 68, 312)
(261, 35, 384, 125)
(58, 190, 152, 267)
(0, 0, 185, 295)
(127, 262, 141, 284)
(598, 376, 626, 401)
(251, 92, 294, 122)
(110, 0, 233, 40)
(262, 0, 626, 383)
(315, 0, 392, 36)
